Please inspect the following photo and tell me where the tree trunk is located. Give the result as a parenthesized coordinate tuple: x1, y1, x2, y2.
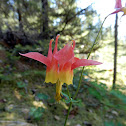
(40, 0, 49, 39)
(16, 0, 23, 32)
(17, 8, 23, 32)
(112, 14, 118, 89)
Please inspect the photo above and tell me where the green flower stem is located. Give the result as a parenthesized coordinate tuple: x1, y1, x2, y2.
(64, 16, 108, 126)
(64, 85, 72, 126)
(64, 101, 72, 126)
(73, 16, 108, 99)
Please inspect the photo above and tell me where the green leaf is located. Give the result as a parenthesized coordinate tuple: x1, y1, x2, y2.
(61, 92, 81, 104)
(63, 99, 71, 103)
(88, 87, 102, 100)
(36, 93, 49, 100)
(17, 81, 26, 88)
(61, 92, 70, 99)
(71, 99, 81, 103)
(72, 99, 83, 107)
(29, 107, 44, 120)
(48, 98, 55, 103)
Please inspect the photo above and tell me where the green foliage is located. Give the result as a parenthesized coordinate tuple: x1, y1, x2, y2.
(6, 51, 19, 62)
(61, 91, 69, 99)
(85, 81, 126, 111)
(110, 90, 126, 104)
(29, 107, 44, 120)
(14, 44, 43, 55)
(88, 87, 102, 100)
(0, 0, 107, 55)
(89, 82, 108, 99)
(0, 65, 16, 83)
(36, 93, 49, 100)
(20, 70, 46, 79)
(16, 81, 27, 88)
(0, 73, 12, 81)
(61, 91, 81, 105)
(104, 121, 124, 126)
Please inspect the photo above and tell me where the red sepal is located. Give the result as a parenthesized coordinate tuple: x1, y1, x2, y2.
(71, 58, 102, 70)
(19, 52, 50, 66)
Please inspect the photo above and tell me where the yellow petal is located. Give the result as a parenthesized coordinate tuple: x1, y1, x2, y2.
(45, 68, 58, 83)
(59, 69, 73, 85)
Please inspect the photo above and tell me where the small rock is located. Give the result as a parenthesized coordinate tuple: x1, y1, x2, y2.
(24, 79, 28, 83)
(54, 115, 60, 121)
(21, 108, 29, 115)
(89, 109, 93, 113)
(111, 110, 118, 116)
(66, 122, 70, 126)
(33, 101, 46, 108)
(5, 104, 14, 112)
(105, 114, 113, 119)
(0, 99, 7, 103)
(0, 60, 3, 63)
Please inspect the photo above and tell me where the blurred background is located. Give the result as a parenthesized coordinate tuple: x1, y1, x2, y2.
(0, 0, 126, 126)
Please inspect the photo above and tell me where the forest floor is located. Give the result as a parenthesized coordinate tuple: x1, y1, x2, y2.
(0, 47, 126, 126)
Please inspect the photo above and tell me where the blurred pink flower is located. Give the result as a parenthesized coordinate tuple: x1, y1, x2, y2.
(110, 7, 126, 16)
(110, 0, 126, 17)
(115, 0, 122, 9)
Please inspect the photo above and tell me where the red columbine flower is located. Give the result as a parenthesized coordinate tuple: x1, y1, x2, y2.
(110, 7, 126, 16)
(20, 36, 102, 102)
(54, 40, 101, 85)
(54, 40, 102, 101)
(110, 0, 126, 16)
(115, 0, 122, 9)
(20, 35, 60, 84)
